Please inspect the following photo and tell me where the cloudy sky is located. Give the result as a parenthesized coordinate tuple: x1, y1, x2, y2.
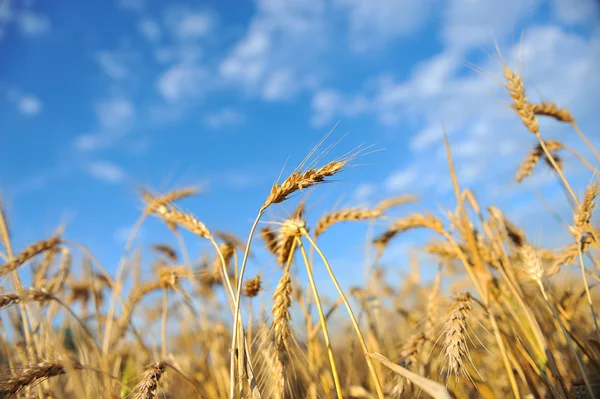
(1, 0, 599, 289)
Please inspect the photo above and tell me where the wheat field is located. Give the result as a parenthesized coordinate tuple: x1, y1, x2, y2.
(1, 59, 600, 399)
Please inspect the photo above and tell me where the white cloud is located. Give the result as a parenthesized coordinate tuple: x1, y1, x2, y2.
(261, 69, 295, 100)
(311, 89, 369, 127)
(219, 0, 327, 100)
(172, 11, 213, 39)
(17, 12, 50, 36)
(95, 51, 129, 80)
(157, 63, 207, 102)
(353, 183, 376, 200)
(139, 18, 161, 41)
(442, 0, 540, 51)
(385, 167, 418, 192)
(118, 0, 145, 11)
(87, 161, 126, 183)
(95, 97, 135, 129)
(335, 0, 433, 51)
(5, 90, 42, 116)
(319, 23, 600, 201)
(73, 97, 135, 151)
(204, 108, 245, 129)
(550, 0, 600, 26)
(18, 95, 42, 116)
(73, 134, 104, 151)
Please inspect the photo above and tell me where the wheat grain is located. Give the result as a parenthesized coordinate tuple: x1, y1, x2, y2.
(0, 236, 61, 277)
(243, 275, 262, 298)
(532, 102, 574, 123)
(132, 361, 167, 399)
(441, 292, 474, 382)
(315, 208, 382, 238)
(504, 66, 539, 134)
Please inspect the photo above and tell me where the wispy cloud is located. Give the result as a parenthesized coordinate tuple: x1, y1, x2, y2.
(96, 97, 135, 129)
(204, 108, 245, 129)
(73, 97, 135, 151)
(384, 167, 418, 192)
(335, 0, 433, 51)
(138, 17, 161, 41)
(95, 51, 129, 80)
(17, 12, 50, 36)
(5, 89, 43, 116)
(18, 94, 42, 116)
(118, 0, 145, 11)
(157, 63, 207, 102)
(86, 161, 126, 183)
(167, 8, 214, 39)
(219, 0, 327, 100)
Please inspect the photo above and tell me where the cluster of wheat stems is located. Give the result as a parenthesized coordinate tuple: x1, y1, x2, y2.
(1, 58, 600, 399)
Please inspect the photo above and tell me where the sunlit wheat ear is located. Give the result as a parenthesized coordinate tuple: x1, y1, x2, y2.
(132, 361, 167, 399)
(516, 140, 565, 182)
(152, 205, 211, 239)
(0, 288, 53, 310)
(214, 231, 246, 251)
(291, 200, 306, 219)
(425, 241, 460, 263)
(263, 158, 351, 209)
(212, 242, 235, 278)
(0, 359, 83, 397)
(33, 245, 59, 287)
(272, 270, 293, 398)
(424, 267, 442, 361)
(265, 218, 307, 267)
(314, 208, 383, 238)
(487, 206, 526, 247)
(373, 213, 445, 259)
(0, 236, 61, 277)
(520, 244, 545, 283)
(243, 275, 262, 298)
(260, 226, 280, 258)
(156, 265, 192, 288)
(391, 333, 426, 396)
(572, 181, 599, 236)
(375, 195, 419, 211)
(553, 234, 593, 269)
(45, 248, 71, 294)
(141, 187, 199, 213)
(271, 220, 302, 399)
(504, 66, 539, 134)
(152, 244, 178, 262)
(440, 292, 475, 384)
(532, 102, 574, 123)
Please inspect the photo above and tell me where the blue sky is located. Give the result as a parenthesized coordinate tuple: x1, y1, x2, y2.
(1, 0, 600, 293)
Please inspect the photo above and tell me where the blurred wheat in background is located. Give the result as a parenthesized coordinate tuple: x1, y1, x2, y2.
(2, 0, 600, 398)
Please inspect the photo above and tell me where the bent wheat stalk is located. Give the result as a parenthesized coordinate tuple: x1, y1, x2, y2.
(302, 232, 385, 399)
(296, 237, 343, 399)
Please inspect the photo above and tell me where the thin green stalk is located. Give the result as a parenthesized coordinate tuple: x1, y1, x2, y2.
(537, 280, 594, 399)
(297, 237, 344, 399)
(303, 232, 385, 399)
(230, 208, 264, 399)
